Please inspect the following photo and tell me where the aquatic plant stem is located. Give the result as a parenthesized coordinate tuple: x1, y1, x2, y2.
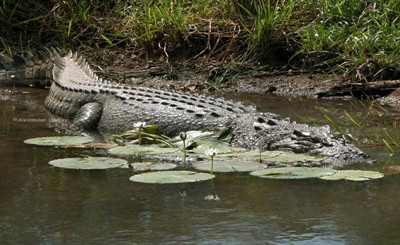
(182, 139, 186, 168)
(180, 132, 187, 168)
(204, 148, 219, 175)
(210, 155, 214, 175)
(138, 126, 142, 145)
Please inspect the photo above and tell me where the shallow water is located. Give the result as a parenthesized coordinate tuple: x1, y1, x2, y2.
(1, 87, 400, 244)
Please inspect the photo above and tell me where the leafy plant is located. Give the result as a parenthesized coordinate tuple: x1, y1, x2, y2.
(108, 124, 172, 146)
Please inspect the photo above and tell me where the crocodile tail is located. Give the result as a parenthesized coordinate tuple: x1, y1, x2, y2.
(50, 49, 102, 89)
(0, 47, 64, 87)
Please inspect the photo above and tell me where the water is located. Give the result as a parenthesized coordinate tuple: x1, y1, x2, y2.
(1, 87, 400, 244)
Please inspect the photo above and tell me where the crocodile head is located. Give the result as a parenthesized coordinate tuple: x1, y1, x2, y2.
(231, 114, 371, 166)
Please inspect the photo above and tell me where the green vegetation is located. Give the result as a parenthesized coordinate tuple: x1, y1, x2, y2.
(1, 0, 400, 81)
(320, 98, 400, 154)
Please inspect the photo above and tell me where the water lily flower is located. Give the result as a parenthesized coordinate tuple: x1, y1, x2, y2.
(132, 122, 146, 145)
(204, 147, 219, 175)
(132, 122, 146, 128)
(204, 148, 219, 157)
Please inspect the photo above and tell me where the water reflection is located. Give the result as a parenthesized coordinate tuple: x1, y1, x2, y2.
(1, 87, 400, 244)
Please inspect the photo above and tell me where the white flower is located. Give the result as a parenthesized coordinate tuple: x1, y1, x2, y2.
(204, 148, 219, 157)
(132, 122, 146, 128)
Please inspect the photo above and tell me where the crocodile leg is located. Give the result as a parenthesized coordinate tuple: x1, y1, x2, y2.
(69, 102, 103, 131)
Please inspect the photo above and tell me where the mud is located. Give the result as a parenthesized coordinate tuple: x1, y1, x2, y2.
(92, 53, 346, 99)
(81, 49, 399, 104)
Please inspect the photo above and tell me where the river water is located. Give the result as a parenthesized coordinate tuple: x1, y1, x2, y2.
(1, 87, 400, 244)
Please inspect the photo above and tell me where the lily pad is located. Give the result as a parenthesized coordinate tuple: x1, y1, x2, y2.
(129, 171, 214, 184)
(109, 145, 180, 156)
(215, 150, 280, 160)
(194, 160, 264, 173)
(49, 157, 127, 170)
(169, 131, 231, 146)
(121, 162, 177, 171)
(250, 167, 337, 179)
(216, 150, 323, 162)
(24, 136, 94, 146)
(319, 170, 384, 181)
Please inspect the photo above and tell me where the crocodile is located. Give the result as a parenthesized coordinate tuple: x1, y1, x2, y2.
(0, 48, 371, 166)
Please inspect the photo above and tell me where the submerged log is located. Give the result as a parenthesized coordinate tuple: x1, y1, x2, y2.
(317, 80, 400, 98)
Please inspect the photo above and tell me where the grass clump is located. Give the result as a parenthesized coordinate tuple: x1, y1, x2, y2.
(320, 98, 400, 155)
(295, 0, 400, 81)
(1, 0, 400, 82)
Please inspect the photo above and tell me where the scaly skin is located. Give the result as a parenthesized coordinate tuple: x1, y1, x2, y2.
(0, 48, 371, 166)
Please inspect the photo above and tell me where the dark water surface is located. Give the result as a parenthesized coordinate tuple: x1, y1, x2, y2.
(1, 88, 400, 244)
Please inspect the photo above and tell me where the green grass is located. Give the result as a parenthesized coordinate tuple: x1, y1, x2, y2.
(321, 97, 400, 154)
(1, 0, 400, 82)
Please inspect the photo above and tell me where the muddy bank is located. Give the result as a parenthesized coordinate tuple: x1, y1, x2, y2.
(94, 53, 400, 102)
(92, 52, 343, 98)
(131, 72, 345, 98)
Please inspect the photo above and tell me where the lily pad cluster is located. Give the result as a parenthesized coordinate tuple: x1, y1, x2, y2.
(24, 134, 385, 184)
(213, 150, 322, 163)
(108, 136, 321, 164)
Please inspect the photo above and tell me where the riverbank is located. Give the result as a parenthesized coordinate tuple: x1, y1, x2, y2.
(2, 1, 400, 101)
